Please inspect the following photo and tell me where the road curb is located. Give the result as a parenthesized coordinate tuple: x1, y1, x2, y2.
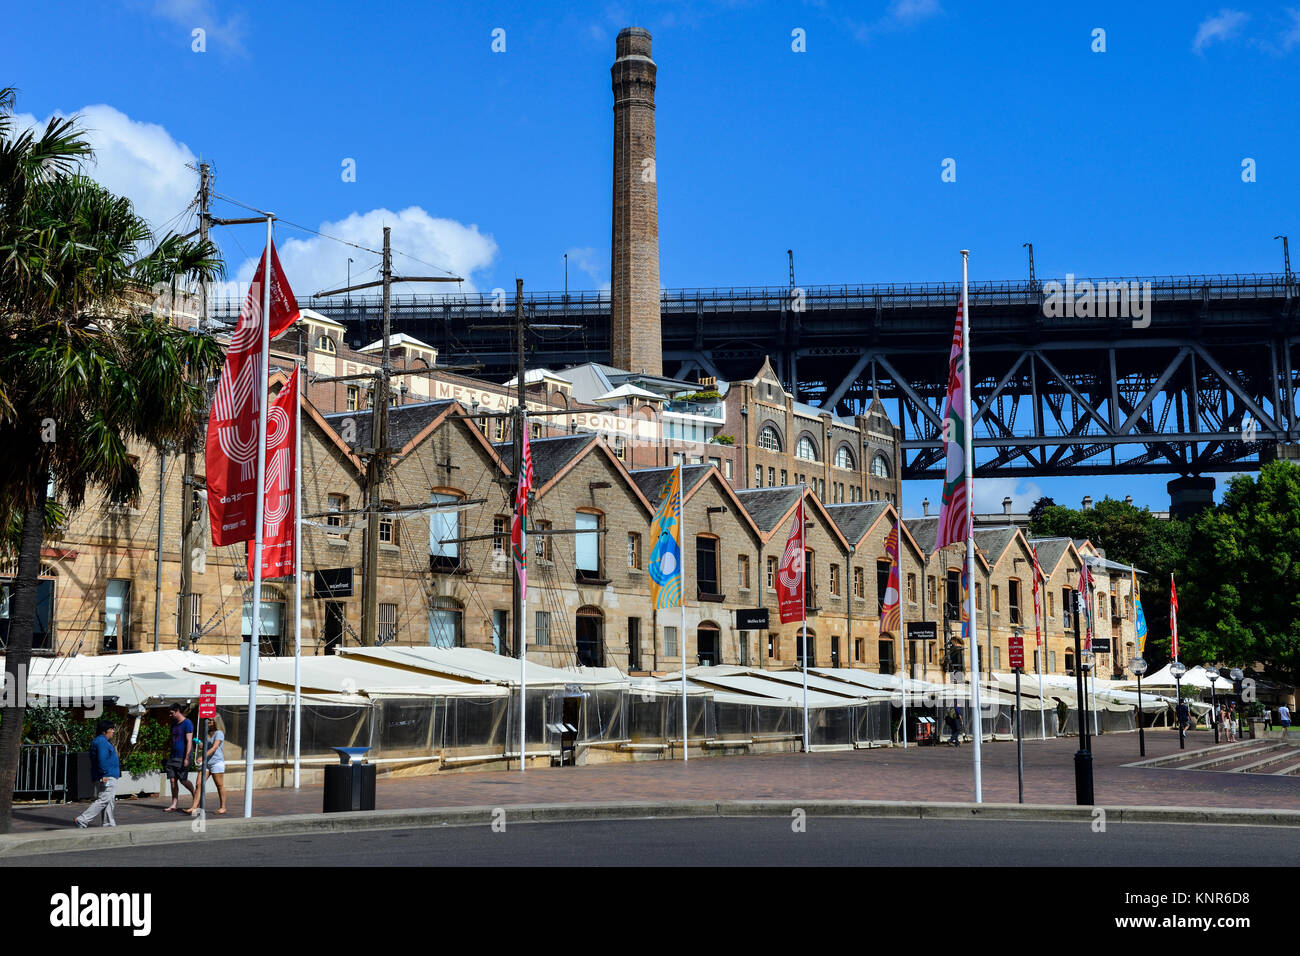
(3, 799, 1299, 859)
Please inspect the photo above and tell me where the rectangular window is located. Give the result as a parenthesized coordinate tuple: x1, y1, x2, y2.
(627, 532, 641, 569)
(754, 465, 763, 488)
(493, 515, 507, 553)
(738, 554, 751, 590)
(1009, 579, 1022, 624)
(928, 575, 937, 606)
(854, 566, 865, 599)
(876, 561, 891, 611)
(378, 603, 397, 644)
(575, 512, 601, 573)
(878, 639, 896, 675)
(535, 610, 551, 646)
(531, 422, 542, 439)
(493, 418, 505, 442)
(768, 467, 775, 487)
(907, 573, 917, 603)
(534, 519, 552, 560)
(346, 385, 359, 411)
(664, 625, 678, 658)
(109, 456, 141, 509)
(976, 583, 983, 611)
(429, 493, 460, 560)
(767, 556, 777, 591)
(829, 563, 840, 597)
(379, 500, 398, 545)
(855, 638, 864, 662)
(993, 645, 1002, 670)
(1061, 588, 1074, 630)
(104, 579, 130, 647)
(991, 585, 1000, 613)
(1048, 592, 1055, 618)
(696, 536, 719, 594)
(768, 633, 777, 659)
(780, 470, 788, 486)
(328, 494, 347, 539)
(724, 460, 733, 479)
(628, 617, 641, 670)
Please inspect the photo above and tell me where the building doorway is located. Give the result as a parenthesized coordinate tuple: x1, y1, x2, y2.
(576, 606, 604, 667)
(697, 622, 720, 666)
(323, 602, 345, 655)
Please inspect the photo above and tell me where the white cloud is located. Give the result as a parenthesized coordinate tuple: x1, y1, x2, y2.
(970, 477, 1044, 516)
(13, 104, 199, 236)
(887, 0, 941, 25)
(565, 246, 610, 292)
(150, 0, 247, 55)
(237, 207, 499, 301)
(1275, 7, 1300, 51)
(1193, 9, 1248, 53)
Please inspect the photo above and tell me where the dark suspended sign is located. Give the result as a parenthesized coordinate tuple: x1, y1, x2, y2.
(906, 621, 938, 642)
(736, 608, 770, 630)
(313, 568, 354, 599)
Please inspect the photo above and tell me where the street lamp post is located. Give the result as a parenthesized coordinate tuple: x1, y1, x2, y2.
(1130, 656, 1148, 757)
(1170, 659, 1188, 749)
(1072, 619, 1093, 805)
(1206, 665, 1220, 744)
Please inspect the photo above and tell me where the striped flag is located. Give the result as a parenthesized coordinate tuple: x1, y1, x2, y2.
(1169, 573, 1179, 659)
(648, 464, 683, 608)
(510, 426, 534, 602)
(879, 521, 901, 635)
(1080, 561, 1094, 651)
(1031, 545, 1044, 648)
(960, 565, 970, 644)
(935, 297, 969, 550)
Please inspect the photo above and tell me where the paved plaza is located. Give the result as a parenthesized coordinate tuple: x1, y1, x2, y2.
(10, 730, 1298, 835)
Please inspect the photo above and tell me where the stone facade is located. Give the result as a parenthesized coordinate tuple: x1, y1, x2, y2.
(610, 27, 662, 376)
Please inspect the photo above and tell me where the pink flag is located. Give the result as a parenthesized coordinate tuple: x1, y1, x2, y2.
(935, 297, 969, 550)
(777, 498, 805, 625)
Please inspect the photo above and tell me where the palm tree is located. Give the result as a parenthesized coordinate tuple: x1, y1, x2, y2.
(0, 93, 224, 832)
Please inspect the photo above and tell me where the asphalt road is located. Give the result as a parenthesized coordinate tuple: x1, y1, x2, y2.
(12, 816, 1300, 867)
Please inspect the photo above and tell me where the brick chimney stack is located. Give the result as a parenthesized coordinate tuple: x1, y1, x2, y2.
(610, 27, 662, 376)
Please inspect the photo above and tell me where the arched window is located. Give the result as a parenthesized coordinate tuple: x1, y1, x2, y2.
(428, 597, 463, 648)
(314, 333, 336, 354)
(871, 454, 890, 478)
(796, 435, 818, 461)
(757, 425, 782, 451)
(835, 444, 854, 470)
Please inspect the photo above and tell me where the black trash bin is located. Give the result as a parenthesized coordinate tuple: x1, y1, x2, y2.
(66, 751, 94, 801)
(323, 747, 376, 813)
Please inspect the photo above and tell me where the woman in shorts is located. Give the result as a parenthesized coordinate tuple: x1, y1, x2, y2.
(188, 721, 227, 815)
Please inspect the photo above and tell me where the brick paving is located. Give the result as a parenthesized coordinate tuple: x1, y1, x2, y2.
(10, 729, 1299, 834)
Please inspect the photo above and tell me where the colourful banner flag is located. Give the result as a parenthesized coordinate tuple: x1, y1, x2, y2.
(1031, 545, 1044, 648)
(1169, 572, 1179, 660)
(960, 564, 970, 644)
(648, 464, 683, 609)
(1080, 560, 1094, 651)
(207, 242, 300, 546)
(777, 497, 806, 625)
(935, 297, 969, 550)
(511, 426, 534, 602)
(246, 367, 299, 580)
(879, 521, 900, 635)
(1134, 571, 1148, 654)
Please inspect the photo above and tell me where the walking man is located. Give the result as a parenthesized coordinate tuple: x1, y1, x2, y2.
(1279, 703, 1292, 739)
(1176, 698, 1190, 745)
(164, 703, 196, 812)
(74, 720, 120, 828)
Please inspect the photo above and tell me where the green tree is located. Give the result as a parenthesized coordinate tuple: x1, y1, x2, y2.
(1180, 461, 1300, 684)
(0, 92, 224, 833)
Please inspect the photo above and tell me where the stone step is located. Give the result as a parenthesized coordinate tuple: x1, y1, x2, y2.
(1173, 742, 1286, 772)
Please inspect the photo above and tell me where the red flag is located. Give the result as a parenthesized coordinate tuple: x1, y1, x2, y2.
(511, 426, 534, 601)
(879, 521, 900, 635)
(207, 242, 301, 546)
(1031, 546, 1044, 648)
(935, 297, 969, 550)
(777, 497, 806, 625)
(247, 367, 298, 580)
(1170, 573, 1179, 660)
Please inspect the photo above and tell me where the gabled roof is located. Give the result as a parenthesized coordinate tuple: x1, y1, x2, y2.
(1026, 536, 1077, 581)
(972, 526, 1021, 567)
(323, 400, 457, 452)
(631, 465, 763, 540)
(827, 501, 924, 561)
(357, 332, 437, 354)
(905, 516, 939, 555)
(496, 434, 653, 513)
(734, 486, 849, 548)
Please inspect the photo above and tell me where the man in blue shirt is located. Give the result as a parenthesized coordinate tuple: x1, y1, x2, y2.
(165, 703, 196, 812)
(75, 720, 120, 828)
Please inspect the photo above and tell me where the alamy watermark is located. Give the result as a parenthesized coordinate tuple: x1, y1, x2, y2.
(1, 665, 106, 717)
(1042, 274, 1152, 329)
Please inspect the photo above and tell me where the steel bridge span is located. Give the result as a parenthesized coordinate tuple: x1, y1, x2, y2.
(218, 272, 1300, 480)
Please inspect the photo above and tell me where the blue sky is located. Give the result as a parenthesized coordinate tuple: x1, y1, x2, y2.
(4, 0, 1298, 515)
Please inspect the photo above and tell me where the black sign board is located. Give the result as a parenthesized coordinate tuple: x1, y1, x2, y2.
(313, 568, 354, 599)
(1090, 636, 1112, 654)
(736, 607, 770, 630)
(906, 621, 938, 642)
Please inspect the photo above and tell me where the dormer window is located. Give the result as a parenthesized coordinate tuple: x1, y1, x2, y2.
(314, 333, 336, 354)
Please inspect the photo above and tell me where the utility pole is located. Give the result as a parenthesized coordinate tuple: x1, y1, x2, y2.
(178, 161, 211, 649)
(1023, 242, 1036, 290)
(360, 227, 393, 647)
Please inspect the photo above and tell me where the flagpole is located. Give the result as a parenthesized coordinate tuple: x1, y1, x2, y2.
(244, 217, 273, 818)
(898, 519, 907, 748)
(679, 460, 688, 763)
(801, 489, 809, 753)
(1036, 580, 1046, 740)
(520, 516, 527, 774)
(293, 363, 303, 789)
(961, 250, 983, 803)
